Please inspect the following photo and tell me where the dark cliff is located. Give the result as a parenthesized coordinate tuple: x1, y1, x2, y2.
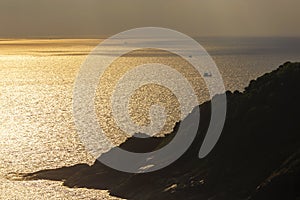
(22, 62, 300, 200)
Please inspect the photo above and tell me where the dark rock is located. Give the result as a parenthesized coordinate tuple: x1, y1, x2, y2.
(249, 151, 300, 200)
(19, 62, 300, 200)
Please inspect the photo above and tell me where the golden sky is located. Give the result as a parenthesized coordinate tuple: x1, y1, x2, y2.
(1, 0, 300, 38)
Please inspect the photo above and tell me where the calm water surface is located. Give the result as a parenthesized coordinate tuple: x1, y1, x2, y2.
(0, 38, 299, 199)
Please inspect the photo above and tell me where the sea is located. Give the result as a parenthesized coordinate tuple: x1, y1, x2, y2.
(0, 37, 299, 199)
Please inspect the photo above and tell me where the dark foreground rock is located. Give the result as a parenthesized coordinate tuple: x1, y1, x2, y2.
(19, 62, 300, 200)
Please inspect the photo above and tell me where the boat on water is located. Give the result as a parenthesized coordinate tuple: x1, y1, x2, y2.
(204, 72, 212, 77)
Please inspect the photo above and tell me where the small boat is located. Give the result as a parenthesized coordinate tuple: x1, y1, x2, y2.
(204, 72, 212, 77)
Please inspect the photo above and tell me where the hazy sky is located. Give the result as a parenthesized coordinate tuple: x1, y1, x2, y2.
(1, 0, 300, 38)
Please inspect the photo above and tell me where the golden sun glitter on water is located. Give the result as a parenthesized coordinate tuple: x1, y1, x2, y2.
(0, 39, 208, 199)
(1, 38, 295, 199)
(0, 39, 123, 199)
(95, 49, 209, 145)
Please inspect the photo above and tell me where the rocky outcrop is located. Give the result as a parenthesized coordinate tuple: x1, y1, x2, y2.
(20, 62, 300, 200)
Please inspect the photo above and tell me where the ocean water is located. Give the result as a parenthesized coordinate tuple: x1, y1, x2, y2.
(0, 37, 299, 199)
